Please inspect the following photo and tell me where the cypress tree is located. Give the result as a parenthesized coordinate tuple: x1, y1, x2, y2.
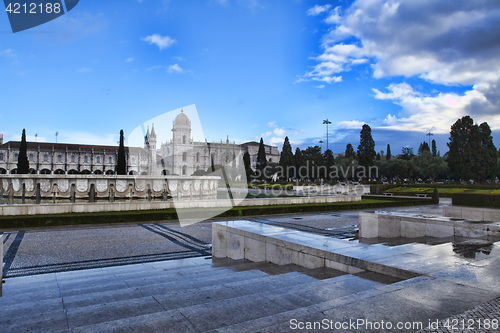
(279, 136, 294, 181)
(431, 140, 437, 156)
(243, 151, 253, 181)
(386, 144, 391, 160)
(357, 124, 376, 167)
(17, 128, 30, 174)
(116, 129, 126, 175)
(256, 138, 267, 180)
(345, 144, 355, 159)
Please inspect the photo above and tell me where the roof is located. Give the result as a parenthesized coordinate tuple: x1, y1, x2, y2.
(241, 141, 277, 148)
(0, 141, 146, 153)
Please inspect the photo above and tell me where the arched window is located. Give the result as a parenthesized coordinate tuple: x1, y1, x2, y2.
(29, 154, 34, 162)
(84, 156, 88, 163)
(182, 135, 186, 144)
(182, 152, 187, 162)
(109, 156, 113, 164)
(182, 165, 187, 175)
(0, 153, 3, 161)
(71, 155, 76, 163)
(43, 154, 48, 162)
(96, 156, 101, 163)
(57, 155, 62, 163)
(196, 152, 200, 162)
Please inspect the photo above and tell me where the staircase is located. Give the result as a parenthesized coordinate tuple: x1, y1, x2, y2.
(0, 256, 402, 332)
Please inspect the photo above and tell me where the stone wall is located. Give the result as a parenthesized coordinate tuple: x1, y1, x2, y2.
(0, 175, 220, 201)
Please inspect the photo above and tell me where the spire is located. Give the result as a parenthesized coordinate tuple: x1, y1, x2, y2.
(151, 123, 156, 137)
(146, 126, 150, 138)
(181, 108, 184, 113)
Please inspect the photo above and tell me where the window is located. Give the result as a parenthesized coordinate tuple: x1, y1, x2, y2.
(182, 165, 187, 175)
(29, 154, 34, 162)
(57, 155, 62, 163)
(14, 153, 18, 160)
(43, 154, 48, 162)
(84, 156, 88, 163)
(196, 152, 200, 162)
(71, 155, 76, 163)
(182, 152, 187, 162)
(131, 157, 135, 164)
(109, 156, 113, 164)
(96, 156, 101, 163)
(0, 153, 3, 161)
(182, 135, 186, 144)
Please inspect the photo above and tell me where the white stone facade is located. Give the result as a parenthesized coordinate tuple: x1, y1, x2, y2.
(0, 110, 280, 175)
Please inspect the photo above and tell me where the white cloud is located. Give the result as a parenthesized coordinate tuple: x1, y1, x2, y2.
(273, 128, 285, 137)
(267, 121, 276, 127)
(168, 63, 184, 74)
(261, 131, 272, 138)
(125, 57, 134, 63)
(307, 4, 331, 16)
(305, 0, 500, 131)
(337, 120, 365, 130)
(142, 34, 176, 50)
(373, 83, 498, 133)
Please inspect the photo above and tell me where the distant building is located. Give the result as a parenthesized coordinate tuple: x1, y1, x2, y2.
(0, 110, 280, 175)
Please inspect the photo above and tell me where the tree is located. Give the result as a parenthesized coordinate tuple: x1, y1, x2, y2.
(357, 124, 376, 168)
(279, 136, 294, 181)
(447, 116, 497, 182)
(243, 151, 253, 181)
(345, 144, 355, 159)
(386, 144, 391, 160)
(414, 151, 448, 183)
(302, 146, 323, 181)
(294, 147, 304, 180)
(324, 149, 335, 181)
(400, 147, 414, 160)
(256, 138, 267, 180)
(17, 128, 29, 174)
(418, 141, 430, 155)
(116, 129, 126, 175)
(431, 140, 437, 156)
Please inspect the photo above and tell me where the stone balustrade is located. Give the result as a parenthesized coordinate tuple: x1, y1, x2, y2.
(0, 174, 220, 201)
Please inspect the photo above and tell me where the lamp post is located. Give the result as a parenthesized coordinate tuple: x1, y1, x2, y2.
(55, 132, 59, 143)
(426, 132, 433, 146)
(319, 140, 323, 152)
(323, 119, 331, 151)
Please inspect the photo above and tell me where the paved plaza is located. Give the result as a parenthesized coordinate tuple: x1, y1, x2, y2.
(1, 199, 499, 332)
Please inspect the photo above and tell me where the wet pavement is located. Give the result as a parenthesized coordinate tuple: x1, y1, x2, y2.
(1, 199, 450, 278)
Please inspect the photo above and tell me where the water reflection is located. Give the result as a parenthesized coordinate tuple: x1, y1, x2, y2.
(452, 240, 493, 259)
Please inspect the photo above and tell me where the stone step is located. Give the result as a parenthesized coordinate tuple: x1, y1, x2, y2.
(69, 272, 323, 332)
(215, 276, 432, 332)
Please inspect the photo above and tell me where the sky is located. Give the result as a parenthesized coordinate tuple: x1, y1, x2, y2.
(1, 0, 499, 156)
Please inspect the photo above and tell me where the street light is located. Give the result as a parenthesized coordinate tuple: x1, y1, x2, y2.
(323, 119, 331, 151)
(319, 140, 323, 151)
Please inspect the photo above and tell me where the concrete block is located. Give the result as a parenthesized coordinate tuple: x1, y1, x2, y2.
(454, 226, 487, 238)
(425, 223, 454, 238)
(359, 213, 379, 238)
(378, 215, 401, 238)
(325, 259, 364, 274)
(462, 207, 484, 221)
(265, 243, 293, 265)
(212, 226, 227, 258)
(290, 251, 324, 269)
(226, 232, 244, 260)
(443, 206, 462, 219)
(244, 237, 266, 262)
(482, 208, 500, 222)
(400, 220, 426, 238)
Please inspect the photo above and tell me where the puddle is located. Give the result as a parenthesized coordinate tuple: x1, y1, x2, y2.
(452, 240, 494, 259)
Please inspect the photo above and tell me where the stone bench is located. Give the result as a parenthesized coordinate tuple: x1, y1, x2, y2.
(415, 194, 428, 197)
(383, 192, 393, 196)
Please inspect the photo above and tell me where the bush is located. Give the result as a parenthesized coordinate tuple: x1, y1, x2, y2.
(451, 193, 500, 208)
(431, 188, 439, 204)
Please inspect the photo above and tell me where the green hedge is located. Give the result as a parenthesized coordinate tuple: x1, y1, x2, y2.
(451, 193, 500, 208)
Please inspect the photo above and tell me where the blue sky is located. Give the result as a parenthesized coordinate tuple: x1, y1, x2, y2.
(1, 0, 499, 156)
